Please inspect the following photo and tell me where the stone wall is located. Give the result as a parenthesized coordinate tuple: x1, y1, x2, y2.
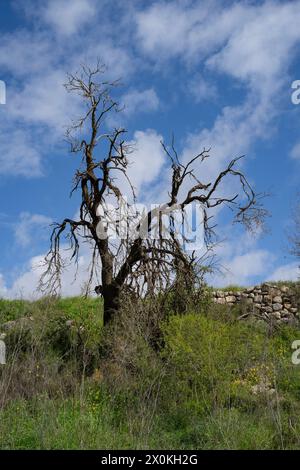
(212, 283, 299, 323)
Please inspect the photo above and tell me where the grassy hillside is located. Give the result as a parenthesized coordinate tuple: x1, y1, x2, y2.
(0, 291, 300, 450)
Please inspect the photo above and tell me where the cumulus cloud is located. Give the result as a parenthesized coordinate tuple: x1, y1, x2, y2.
(122, 88, 159, 117)
(126, 129, 166, 195)
(0, 244, 99, 300)
(42, 0, 96, 36)
(136, 0, 300, 90)
(107, 88, 160, 128)
(10, 70, 83, 132)
(136, 0, 300, 175)
(206, 226, 275, 287)
(14, 212, 52, 247)
(0, 5, 136, 177)
(290, 142, 300, 160)
(0, 30, 53, 77)
(135, 0, 242, 63)
(188, 75, 217, 103)
(0, 127, 43, 177)
(207, 248, 274, 288)
(225, 250, 272, 285)
(1, 0, 300, 296)
(267, 262, 299, 282)
(0, 274, 8, 298)
(207, 2, 300, 92)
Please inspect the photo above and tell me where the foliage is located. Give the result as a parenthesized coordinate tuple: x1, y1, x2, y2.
(0, 295, 300, 449)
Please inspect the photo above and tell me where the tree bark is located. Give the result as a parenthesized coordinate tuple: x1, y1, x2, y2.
(102, 284, 121, 325)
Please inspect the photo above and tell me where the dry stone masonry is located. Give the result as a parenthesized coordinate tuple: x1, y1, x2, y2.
(212, 283, 299, 324)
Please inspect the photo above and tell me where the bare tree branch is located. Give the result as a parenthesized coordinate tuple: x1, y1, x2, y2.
(41, 62, 267, 324)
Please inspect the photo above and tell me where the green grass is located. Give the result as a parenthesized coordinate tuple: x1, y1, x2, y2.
(0, 294, 300, 449)
(212, 280, 299, 291)
(214, 285, 245, 292)
(271, 280, 299, 288)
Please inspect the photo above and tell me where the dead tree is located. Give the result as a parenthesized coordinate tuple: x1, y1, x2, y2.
(40, 63, 266, 325)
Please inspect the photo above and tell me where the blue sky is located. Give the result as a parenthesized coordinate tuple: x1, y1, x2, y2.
(0, 0, 299, 298)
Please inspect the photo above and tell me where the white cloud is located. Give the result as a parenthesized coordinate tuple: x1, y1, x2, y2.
(267, 262, 299, 282)
(14, 212, 52, 247)
(10, 70, 83, 132)
(207, 2, 300, 92)
(290, 142, 300, 160)
(136, 1, 300, 91)
(0, 274, 8, 298)
(0, 127, 42, 177)
(207, 224, 274, 287)
(107, 88, 159, 128)
(0, 30, 53, 77)
(0, 244, 98, 300)
(180, 96, 272, 189)
(188, 75, 217, 103)
(1, 0, 300, 298)
(226, 250, 272, 284)
(126, 129, 166, 194)
(42, 0, 96, 36)
(135, 1, 258, 64)
(208, 248, 274, 288)
(135, 1, 300, 201)
(0, 17, 135, 178)
(122, 88, 159, 117)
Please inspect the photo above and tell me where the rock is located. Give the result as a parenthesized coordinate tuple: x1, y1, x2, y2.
(272, 311, 281, 319)
(261, 306, 273, 313)
(280, 286, 289, 293)
(211, 284, 298, 325)
(2, 320, 17, 330)
(225, 296, 236, 303)
(1, 316, 34, 331)
(251, 383, 276, 396)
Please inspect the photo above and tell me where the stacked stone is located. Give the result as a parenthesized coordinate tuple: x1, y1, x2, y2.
(212, 283, 299, 323)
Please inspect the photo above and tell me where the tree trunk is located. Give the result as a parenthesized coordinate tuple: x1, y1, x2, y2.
(102, 284, 121, 325)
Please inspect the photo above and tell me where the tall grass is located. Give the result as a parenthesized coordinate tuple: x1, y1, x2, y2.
(0, 292, 300, 449)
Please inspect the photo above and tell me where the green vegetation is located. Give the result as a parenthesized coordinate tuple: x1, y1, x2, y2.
(216, 285, 245, 292)
(216, 281, 299, 291)
(0, 293, 300, 450)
